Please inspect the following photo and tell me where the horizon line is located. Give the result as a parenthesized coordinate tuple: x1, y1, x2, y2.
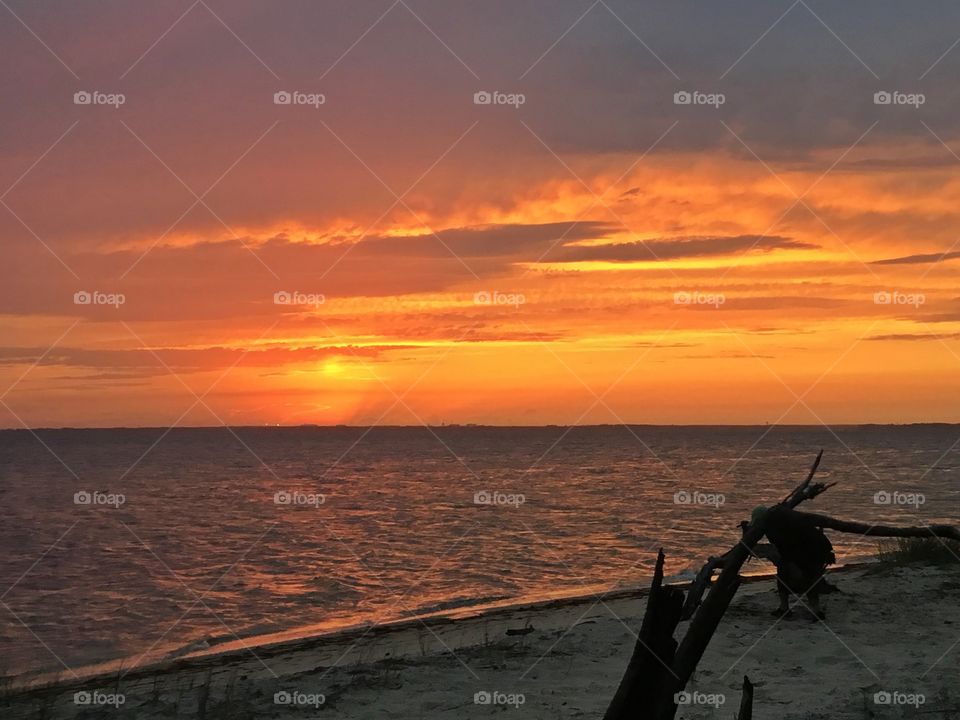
(2, 422, 958, 432)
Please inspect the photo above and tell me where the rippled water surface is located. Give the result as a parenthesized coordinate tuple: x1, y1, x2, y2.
(1, 425, 957, 676)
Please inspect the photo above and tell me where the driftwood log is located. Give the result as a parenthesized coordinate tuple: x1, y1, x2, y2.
(657, 519, 767, 717)
(603, 549, 684, 719)
(604, 518, 769, 720)
(791, 511, 960, 542)
(605, 450, 960, 719)
(681, 450, 958, 621)
(681, 450, 832, 620)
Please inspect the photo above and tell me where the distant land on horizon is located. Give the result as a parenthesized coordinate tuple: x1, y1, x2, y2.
(3, 422, 959, 432)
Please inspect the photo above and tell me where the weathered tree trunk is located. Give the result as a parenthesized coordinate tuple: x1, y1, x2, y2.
(656, 520, 767, 718)
(603, 549, 684, 720)
(604, 521, 770, 718)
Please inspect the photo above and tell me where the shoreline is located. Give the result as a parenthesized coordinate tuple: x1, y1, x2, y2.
(3, 559, 956, 719)
(5, 560, 875, 697)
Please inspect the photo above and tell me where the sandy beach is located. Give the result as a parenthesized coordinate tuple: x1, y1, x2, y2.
(4, 559, 957, 719)
(5, 0, 960, 715)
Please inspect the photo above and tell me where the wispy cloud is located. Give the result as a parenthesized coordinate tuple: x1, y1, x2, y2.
(547, 235, 815, 263)
(872, 250, 960, 265)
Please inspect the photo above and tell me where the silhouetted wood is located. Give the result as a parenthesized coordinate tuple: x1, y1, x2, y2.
(607, 451, 960, 720)
(681, 451, 830, 620)
(778, 447, 840, 511)
(604, 530, 767, 719)
(657, 519, 767, 718)
(791, 511, 960, 542)
(603, 549, 684, 720)
(782, 449, 837, 508)
(680, 555, 725, 621)
(737, 675, 754, 720)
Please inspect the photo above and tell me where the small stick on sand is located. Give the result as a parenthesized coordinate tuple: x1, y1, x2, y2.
(737, 675, 754, 720)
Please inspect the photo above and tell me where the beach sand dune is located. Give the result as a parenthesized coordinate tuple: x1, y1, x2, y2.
(3, 562, 958, 718)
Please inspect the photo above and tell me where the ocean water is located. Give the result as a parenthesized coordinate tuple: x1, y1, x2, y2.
(0, 425, 957, 677)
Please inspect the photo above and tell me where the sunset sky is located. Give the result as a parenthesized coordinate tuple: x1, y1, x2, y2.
(3, 0, 960, 427)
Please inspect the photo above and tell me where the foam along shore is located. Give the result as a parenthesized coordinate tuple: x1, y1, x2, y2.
(3, 561, 958, 719)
